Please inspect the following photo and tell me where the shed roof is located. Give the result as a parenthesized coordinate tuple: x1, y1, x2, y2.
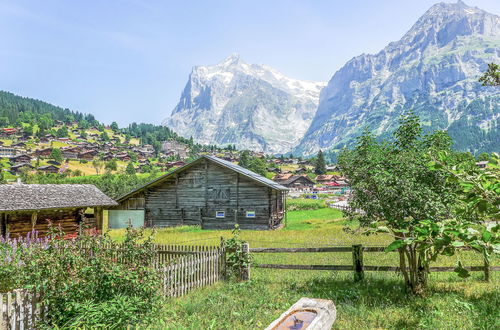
(117, 155, 288, 202)
(0, 184, 117, 212)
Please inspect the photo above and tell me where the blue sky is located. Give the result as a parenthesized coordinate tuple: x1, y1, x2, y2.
(0, 0, 499, 126)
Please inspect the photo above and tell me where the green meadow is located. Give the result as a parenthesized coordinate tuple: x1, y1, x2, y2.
(110, 204, 499, 329)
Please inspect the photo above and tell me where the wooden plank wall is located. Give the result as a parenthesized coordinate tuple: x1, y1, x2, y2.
(117, 159, 285, 230)
(2, 209, 82, 239)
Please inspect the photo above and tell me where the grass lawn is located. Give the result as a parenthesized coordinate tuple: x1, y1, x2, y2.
(109, 207, 499, 329)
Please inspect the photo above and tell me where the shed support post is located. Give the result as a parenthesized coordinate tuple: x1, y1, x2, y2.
(95, 207, 103, 232)
(352, 244, 364, 281)
(31, 212, 38, 232)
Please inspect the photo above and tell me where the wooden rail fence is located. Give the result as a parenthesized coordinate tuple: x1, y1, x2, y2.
(250, 244, 499, 281)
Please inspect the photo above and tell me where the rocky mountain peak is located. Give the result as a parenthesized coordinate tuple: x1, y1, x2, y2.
(165, 55, 326, 154)
(296, 1, 500, 157)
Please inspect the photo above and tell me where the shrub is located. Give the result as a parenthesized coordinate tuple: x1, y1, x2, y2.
(0, 227, 163, 328)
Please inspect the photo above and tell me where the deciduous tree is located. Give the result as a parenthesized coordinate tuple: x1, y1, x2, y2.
(339, 112, 462, 294)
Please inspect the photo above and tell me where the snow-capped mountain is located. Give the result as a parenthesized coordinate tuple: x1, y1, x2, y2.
(164, 54, 326, 154)
(296, 0, 500, 156)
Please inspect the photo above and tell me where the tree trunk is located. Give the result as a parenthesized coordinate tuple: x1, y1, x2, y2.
(399, 244, 428, 295)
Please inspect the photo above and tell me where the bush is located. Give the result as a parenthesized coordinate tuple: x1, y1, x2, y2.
(287, 198, 327, 211)
(0, 227, 163, 328)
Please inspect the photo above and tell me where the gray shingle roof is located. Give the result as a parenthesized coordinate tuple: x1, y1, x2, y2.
(0, 184, 118, 212)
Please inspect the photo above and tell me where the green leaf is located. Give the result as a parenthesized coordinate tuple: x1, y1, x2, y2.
(451, 241, 465, 247)
(482, 231, 492, 242)
(385, 240, 405, 252)
(454, 261, 470, 279)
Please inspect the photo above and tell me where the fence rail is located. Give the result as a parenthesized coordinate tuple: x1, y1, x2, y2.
(251, 244, 498, 280)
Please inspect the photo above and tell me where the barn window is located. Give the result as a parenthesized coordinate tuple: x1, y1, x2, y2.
(246, 211, 256, 218)
(216, 211, 225, 218)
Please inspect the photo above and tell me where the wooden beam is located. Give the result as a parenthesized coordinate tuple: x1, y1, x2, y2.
(175, 174, 179, 209)
(255, 264, 354, 271)
(250, 247, 354, 253)
(235, 173, 239, 224)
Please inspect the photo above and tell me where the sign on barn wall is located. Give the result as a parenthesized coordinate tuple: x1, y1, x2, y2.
(108, 210, 145, 229)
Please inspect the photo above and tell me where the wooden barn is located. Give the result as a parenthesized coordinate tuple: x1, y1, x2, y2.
(0, 184, 117, 239)
(112, 155, 288, 230)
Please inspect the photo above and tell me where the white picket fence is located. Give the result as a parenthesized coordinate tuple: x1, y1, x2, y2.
(0, 290, 42, 330)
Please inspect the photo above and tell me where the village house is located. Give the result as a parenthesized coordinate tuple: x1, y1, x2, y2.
(9, 163, 34, 174)
(162, 140, 188, 159)
(165, 161, 186, 169)
(11, 142, 27, 148)
(37, 165, 60, 173)
(315, 174, 337, 184)
(61, 146, 82, 159)
(476, 161, 489, 169)
(0, 128, 17, 137)
(272, 173, 294, 183)
(116, 153, 132, 161)
(111, 155, 288, 230)
(0, 147, 16, 158)
(267, 167, 281, 174)
(0, 184, 117, 239)
(36, 148, 53, 157)
(9, 154, 32, 164)
(78, 150, 98, 160)
(277, 175, 316, 190)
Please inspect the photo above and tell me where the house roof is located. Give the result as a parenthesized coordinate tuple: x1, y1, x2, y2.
(280, 175, 315, 186)
(117, 155, 288, 202)
(0, 184, 117, 212)
(272, 173, 294, 181)
(315, 175, 336, 181)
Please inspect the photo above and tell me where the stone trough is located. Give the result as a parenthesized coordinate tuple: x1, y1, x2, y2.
(266, 297, 336, 330)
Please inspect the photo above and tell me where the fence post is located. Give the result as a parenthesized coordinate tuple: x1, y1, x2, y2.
(352, 244, 364, 282)
(220, 237, 227, 280)
(242, 242, 250, 281)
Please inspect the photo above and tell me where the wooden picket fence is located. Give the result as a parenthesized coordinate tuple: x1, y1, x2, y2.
(0, 244, 226, 329)
(160, 247, 225, 297)
(0, 290, 43, 330)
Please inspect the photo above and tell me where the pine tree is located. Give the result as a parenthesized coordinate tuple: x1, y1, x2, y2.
(125, 162, 136, 175)
(315, 150, 327, 175)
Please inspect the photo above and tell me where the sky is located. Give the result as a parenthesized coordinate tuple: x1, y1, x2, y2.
(0, 0, 499, 127)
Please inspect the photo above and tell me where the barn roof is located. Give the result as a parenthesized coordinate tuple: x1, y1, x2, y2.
(117, 155, 288, 202)
(0, 184, 117, 212)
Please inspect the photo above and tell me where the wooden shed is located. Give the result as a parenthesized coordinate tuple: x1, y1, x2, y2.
(0, 184, 117, 239)
(113, 155, 288, 230)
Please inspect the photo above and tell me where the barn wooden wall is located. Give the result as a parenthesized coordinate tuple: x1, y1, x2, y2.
(116, 159, 286, 230)
(1, 209, 82, 238)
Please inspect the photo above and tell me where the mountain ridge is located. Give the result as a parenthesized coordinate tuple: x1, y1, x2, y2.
(295, 0, 500, 156)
